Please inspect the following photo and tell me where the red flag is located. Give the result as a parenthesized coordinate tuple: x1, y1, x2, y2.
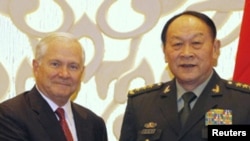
(233, 0, 250, 84)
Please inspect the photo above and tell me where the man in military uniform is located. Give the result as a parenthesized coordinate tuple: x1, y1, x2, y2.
(119, 11, 250, 141)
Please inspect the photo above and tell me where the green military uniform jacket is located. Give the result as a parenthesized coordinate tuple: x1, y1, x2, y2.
(119, 70, 250, 141)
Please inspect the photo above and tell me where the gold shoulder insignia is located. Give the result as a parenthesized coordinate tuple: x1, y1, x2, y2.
(226, 81, 250, 93)
(128, 83, 163, 97)
(212, 84, 220, 93)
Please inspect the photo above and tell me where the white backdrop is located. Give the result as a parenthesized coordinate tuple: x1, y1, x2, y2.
(0, 0, 245, 140)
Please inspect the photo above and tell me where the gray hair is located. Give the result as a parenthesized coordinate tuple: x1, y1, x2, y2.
(34, 32, 85, 65)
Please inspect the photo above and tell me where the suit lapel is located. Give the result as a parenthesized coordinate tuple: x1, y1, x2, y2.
(28, 87, 67, 141)
(159, 81, 182, 135)
(72, 104, 89, 141)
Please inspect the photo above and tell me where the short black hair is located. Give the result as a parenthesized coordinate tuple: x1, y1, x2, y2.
(161, 11, 217, 46)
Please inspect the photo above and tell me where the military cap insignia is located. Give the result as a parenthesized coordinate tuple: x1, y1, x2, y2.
(226, 81, 250, 93)
(128, 83, 163, 97)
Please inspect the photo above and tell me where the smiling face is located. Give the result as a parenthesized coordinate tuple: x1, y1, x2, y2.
(33, 37, 84, 106)
(163, 15, 220, 90)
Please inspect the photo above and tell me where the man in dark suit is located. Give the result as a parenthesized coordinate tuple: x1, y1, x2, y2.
(0, 32, 108, 141)
(119, 11, 250, 141)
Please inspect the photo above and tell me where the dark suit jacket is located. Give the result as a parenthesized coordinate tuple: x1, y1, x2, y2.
(119, 71, 250, 141)
(0, 86, 107, 141)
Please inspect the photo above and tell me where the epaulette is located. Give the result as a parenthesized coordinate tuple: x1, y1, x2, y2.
(128, 83, 163, 97)
(226, 81, 250, 93)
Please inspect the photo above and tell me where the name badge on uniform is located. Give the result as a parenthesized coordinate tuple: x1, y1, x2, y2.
(205, 109, 232, 125)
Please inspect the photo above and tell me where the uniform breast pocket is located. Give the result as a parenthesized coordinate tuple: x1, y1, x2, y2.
(137, 129, 162, 141)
